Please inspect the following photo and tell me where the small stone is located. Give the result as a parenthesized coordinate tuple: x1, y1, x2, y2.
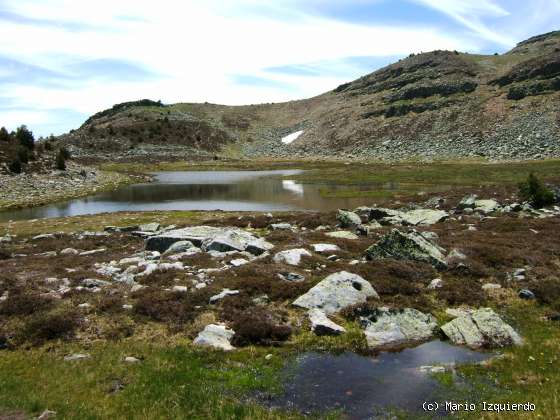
(60, 248, 79, 255)
(273, 249, 311, 266)
(482, 283, 502, 290)
(312, 243, 341, 253)
(518, 289, 535, 300)
(427, 278, 443, 289)
(64, 353, 91, 361)
(229, 258, 249, 267)
(209, 289, 240, 304)
(308, 309, 346, 336)
(124, 356, 141, 363)
(325, 231, 359, 240)
(36, 409, 57, 420)
(265, 354, 273, 360)
(193, 324, 235, 351)
(277, 272, 305, 282)
(172, 286, 188, 293)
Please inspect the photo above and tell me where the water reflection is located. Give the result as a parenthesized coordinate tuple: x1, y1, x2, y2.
(0, 170, 406, 221)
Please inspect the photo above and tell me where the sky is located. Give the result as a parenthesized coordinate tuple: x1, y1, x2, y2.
(1, 0, 559, 136)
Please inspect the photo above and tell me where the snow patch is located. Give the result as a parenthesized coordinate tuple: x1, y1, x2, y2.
(281, 130, 304, 145)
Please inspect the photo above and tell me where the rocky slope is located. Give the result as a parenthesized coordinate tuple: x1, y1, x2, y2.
(60, 30, 560, 162)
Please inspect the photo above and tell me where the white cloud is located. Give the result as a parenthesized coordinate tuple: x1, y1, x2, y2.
(0, 0, 534, 135)
(411, 0, 514, 46)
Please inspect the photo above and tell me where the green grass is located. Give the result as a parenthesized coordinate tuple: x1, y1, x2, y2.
(0, 341, 305, 420)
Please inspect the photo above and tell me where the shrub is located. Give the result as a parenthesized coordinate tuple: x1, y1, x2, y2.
(17, 147, 29, 164)
(519, 173, 555, 208)
(8, 157, 22, 174)
(0, 126, 10, 142)
(15, 125, 34, 150)
(0, 291, 54, 316)
(226, 307, 292, 346)
(20, 309, 80, 345)
(56, 149, 67, 170)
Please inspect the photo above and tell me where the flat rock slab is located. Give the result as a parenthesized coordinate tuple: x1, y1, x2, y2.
(325, 231, 359, 240)
(363, 308, 437, 350)
(312, 243, 341, 253)
(441, 308, 522, 349)
(293, 271, 378, 315)
(399, 209, 449, 226)
(193, 324, 235, 351)
(366, 229, 447, 269)
(145, 226, 273, 256)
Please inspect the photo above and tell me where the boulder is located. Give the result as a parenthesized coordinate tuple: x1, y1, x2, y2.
(441, 308, 522, 349)
(293, 271, 378, 314)
(362, 308, 437, 350)
(145, 226, 273, 256)
(365, 229, 447, 269)
(518, 289, 535, 300)
(337, 210, 362, 228)
(269, 223, 293, 231)
(273, 249, 311, 266)
(474, 199, 500, 214)
(399, 209, 449, 226)
(308, 309, 346, 336)
(193, 324, 235, 351)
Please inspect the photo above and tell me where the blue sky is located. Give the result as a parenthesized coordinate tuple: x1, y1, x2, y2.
(1, 0, 559, 136)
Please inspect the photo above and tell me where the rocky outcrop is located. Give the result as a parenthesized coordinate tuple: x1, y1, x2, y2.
(293, 271, 378, 314)
(145, 226, 273, 256)
(365, 229, 447, 269)
(441, 308, 522, 349)
(337, 210, 362, 228)
(362, 308, 438, 350)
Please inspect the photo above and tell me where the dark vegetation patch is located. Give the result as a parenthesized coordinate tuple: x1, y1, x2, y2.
(220, 306, 292, 346)
(19, 308, 80, 346)
(436, 277, 486, 307)
(0, 289, 54, 316)
(529, 277, 560, 311)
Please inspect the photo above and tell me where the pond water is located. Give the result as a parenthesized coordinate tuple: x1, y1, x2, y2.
(263, 341, 492, 419)
(0, 170, 415, 221)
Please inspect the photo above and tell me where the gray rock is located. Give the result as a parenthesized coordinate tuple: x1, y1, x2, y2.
(427, 278, 443, 289)
(337, 209, 362, 228)
(79, 248, 106, 257)
(293, 271, 378, 314)
(269, 223, 293, 231)
(60, 248, 79, 255)
(229, 258, 249, 267)
(325, 231, 359, 240)
(474, 199, 500, 214)
(308, 309, 346, 336)
(458, 194, 477, 210)
(209, 289, 240, 304)
(172, 285, 188, 293)
(278, 272, 305, 282)
(400, 209, 448, 226)
(145, 226, 273, 256)
(273, 249, 311, 266)
(140, 223, 161, 233)
(482, 283, 502, 290)
(363, 308, 437, 350)
(32, 233, 56, 241)
(441, 308, 522, 349)
(518, 289, 535, 300)
(193, 324, 235, 351)
(64, 353, 91, 361)
(367, 207, 404, 221)
(356, 221, 382, 236)
(163, 240, 195, 255)
(447, 248, 467, 261)
(365, 229, 447, 269)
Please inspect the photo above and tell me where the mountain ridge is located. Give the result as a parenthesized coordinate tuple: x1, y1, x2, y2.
(59, 30, 560, 162)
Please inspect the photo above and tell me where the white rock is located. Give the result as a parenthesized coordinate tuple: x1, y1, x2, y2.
(60, 248, 79, 255)
(193, 324, 235, 351)
(64, 353, 91, 361)
(273, 249, 311, 266)
(325, 231, 359, 240)
(172, 285, 188, 293)
(229, 258, 249, 267)
(209, 288, 240, 304)
(312, 243, 341, 253)
(427, 278, 443, 289)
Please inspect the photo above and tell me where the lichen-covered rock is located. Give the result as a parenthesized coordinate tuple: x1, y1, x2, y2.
(458, 194, 477, 210)
(308, 309, 346, 336)
(441, 308, 522, 349)
(474, 199, 500, 214)
(365, 229, 447, 269)
(325, 231, 359, 240)
(193, 324, 235, 351)
(399, 209, 448, 226)
(362, 308, 437, 349)
(337, 210, 362, 228)
(293, 271, 378, 314)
